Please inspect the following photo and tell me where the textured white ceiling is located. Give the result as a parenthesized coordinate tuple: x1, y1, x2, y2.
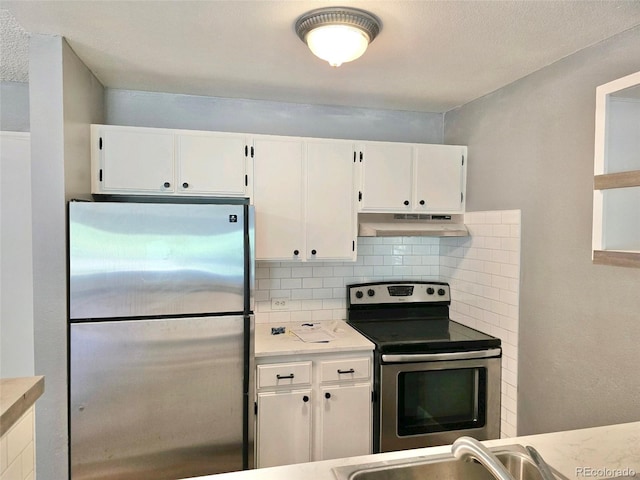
(2, 1, 640, 112)
(0, 8, 29, 82)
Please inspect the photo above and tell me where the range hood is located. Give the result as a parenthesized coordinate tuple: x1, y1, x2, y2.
(358, 213, 468, 237)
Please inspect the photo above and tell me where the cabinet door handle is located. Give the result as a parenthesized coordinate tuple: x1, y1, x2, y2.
(293, 250, 299, 256)
(311, 249, 317, 255)
(337, 368, 355, 374)
(302, 395, 310, 403)
(276, 373, 294, 380)
(419, 200, 425, 205)
(325, 392, 331, 399)
(163, 182, 171, 188)
(182, 182, 189, 188)
(403, 200, 410, 206)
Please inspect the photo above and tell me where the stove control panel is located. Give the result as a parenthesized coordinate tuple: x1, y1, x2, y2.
(348, 282, 450, 305)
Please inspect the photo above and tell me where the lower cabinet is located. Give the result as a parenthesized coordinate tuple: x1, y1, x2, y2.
(319, 383, 372, 460)
(254, 352, 372, 468)
(256, 389, 312, 468)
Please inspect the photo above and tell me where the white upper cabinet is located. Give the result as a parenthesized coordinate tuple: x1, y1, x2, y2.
(96, 127, 175, 193)
(252, 136, 305, 261)
(253, 136, 357, 262)
(358, 141, 467, 214)
(176, 132, 248, 195)
(359, 141, 413, 211)
(91, 125, 251, 198)
(90, 124, 468, 261)
(414, 144, 467, 212)
(305, 140, 357, 261)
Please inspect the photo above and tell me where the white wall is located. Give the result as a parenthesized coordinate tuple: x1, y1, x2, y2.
(0, 132, 34, 378)
(29, 34, 68, 480)
(105, 88, 445, 144)
(0, 82, 29, 132)
(444, 25, 640, 435)
(29, 35, 104, 480)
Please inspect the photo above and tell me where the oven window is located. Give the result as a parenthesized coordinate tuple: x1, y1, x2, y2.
(397, 367, 486, 436)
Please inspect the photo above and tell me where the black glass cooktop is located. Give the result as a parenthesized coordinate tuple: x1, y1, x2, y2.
(348, 318, 501, 354)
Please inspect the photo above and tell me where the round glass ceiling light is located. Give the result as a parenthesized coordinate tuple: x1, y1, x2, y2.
(295, 7, 381, 67)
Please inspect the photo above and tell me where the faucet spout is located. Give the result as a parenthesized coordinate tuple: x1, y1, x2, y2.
(451, 436, 516, 480)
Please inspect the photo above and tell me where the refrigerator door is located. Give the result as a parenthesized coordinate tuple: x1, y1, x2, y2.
(69, 201, 246, 320)
(70, 316, 245, 479)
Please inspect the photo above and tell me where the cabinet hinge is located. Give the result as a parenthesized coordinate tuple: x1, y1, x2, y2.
(99, 169, 103, 182)
(245, 145, 248, 157)
(99, 137, 103, 150)
(254, 402, 258, 415)
(251, 146, 254, 158)
(353, 151, 356, 162)
(372, 390, 376, 403)
(245, 175, 248, 187)
(358, 191, 362, 202)
(462, 154, 465, 166)
(461, 192, 464, 203)
(352, 240, 355, 252)
(359, 151, 363, 162)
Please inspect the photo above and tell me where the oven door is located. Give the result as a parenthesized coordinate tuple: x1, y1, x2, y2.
(379, 349, 501, 452)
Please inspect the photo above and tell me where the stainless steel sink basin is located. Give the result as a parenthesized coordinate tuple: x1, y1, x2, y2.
(333, 445, 569, 480)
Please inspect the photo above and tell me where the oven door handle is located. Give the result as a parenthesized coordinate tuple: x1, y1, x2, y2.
(382, 348, 502, 363)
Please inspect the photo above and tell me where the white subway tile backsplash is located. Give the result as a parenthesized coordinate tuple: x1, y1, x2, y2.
(373, 265, 394, 276)
(281, 278, 302, 289)
(1, 407, 35, 480)
(291, 266, 313, 278)
(441, 209, 521, 438)
(270, 267, 292, 278)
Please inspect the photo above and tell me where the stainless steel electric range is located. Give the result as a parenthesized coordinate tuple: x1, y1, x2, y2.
(346, 281, 502, 453)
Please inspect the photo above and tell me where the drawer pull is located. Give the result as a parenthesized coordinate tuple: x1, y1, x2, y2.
(276, 373, 295, 380)
(337, 368, 355, 375)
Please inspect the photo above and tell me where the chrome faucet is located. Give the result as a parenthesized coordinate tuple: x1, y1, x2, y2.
(451, 436, 516, 480)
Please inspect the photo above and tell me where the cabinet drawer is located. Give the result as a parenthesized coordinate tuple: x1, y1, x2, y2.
(320, 357, 370, 383)
(257, 361, 312, 388)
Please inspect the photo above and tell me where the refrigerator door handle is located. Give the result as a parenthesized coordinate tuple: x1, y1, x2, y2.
(244, 313, 255, 470)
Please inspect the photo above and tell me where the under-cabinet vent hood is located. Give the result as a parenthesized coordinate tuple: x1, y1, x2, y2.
(358, 213, 468, 237)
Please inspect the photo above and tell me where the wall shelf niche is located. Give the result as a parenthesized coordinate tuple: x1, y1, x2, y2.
(592, 71, 640, 268)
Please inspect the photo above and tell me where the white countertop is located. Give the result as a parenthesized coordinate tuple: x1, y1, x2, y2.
(255, 320, 374, 358)
(190, 421, 640, 480)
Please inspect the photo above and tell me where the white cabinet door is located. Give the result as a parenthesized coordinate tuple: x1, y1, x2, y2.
(306, 141, 356, 261)
(360, 142, 413, 211)
(414, 144, 466, 213)
(319, 383, 372, 460)
(99, 128, 175, 193)
(256, 389, 312, 468)
(253, 137, 305, 261)
(176, 132, 247, 195)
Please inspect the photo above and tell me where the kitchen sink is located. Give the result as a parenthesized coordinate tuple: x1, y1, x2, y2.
(332, 444, 569, 480)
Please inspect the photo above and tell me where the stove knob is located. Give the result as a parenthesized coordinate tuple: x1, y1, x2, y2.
(355, 291, 364, 299)
(438, 288, 446, 296)
(427, 287, 435, 295)
(367, 289, 375, 297)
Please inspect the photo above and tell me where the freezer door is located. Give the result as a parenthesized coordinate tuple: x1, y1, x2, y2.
(69, 202, 247, 319)
(70, 316, 245, 479)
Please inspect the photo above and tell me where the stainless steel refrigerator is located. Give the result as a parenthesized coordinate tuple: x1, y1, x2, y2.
(68, 200, 254, 480)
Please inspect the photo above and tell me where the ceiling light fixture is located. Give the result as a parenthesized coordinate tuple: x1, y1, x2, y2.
(295, 7, 381, 67)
